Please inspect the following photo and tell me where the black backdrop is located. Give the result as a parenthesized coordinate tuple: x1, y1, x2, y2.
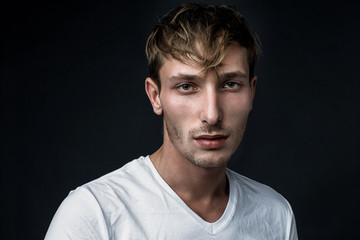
(1, 0, 359, 239)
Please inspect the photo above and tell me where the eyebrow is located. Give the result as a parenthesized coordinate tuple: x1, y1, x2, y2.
(218, 71, 248, 81)
(168, 71, 248, 82)
(169, 73, 202, 82)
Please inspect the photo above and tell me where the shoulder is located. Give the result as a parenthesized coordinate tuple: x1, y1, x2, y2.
(45, 156, 152, 239)
(75, 156, 158, 207)
(227, 169, 292, 212)
(227, 170, 298, 239)
(91, 155, 149, 182)
(83, 156, 151, 194)
(45, 186, 109, 239)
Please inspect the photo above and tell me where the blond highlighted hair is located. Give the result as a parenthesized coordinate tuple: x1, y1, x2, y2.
(146, 3, 260, 89)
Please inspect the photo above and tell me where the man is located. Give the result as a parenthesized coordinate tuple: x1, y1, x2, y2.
(45, 3, 298, 239)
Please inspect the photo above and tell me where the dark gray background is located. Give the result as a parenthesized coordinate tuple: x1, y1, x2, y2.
(1, 0, 359, 239)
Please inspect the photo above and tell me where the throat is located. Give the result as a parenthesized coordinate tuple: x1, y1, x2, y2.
(149, 146, 230, 222)
(175, 176, 230, 223)
(182, 187, 229, 223)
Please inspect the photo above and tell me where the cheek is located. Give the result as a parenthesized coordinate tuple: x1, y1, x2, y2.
(161, 94, 198, 122)
(224, 95, 252, 125)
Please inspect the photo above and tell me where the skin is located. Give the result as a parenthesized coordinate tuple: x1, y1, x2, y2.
(145, 44, 256, 222)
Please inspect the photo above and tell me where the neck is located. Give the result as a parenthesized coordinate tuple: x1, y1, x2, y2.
(150, 144, 228, 202)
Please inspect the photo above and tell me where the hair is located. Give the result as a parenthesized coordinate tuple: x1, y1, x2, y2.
(145, 3, 260, 90)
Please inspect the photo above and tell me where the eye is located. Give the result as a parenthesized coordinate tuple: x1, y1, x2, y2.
(223, 82, 239, 89)
(177, 83, 196, 92)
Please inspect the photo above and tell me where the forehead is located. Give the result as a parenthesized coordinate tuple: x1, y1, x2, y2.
(159, 45, 249, 81)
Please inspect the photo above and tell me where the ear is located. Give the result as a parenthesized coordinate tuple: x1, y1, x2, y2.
(249, 75, 257, 110)
(145, 77, 162, 115)
(250, 75, 257, 100)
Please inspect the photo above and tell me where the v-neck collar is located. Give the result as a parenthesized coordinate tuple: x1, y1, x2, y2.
(145, 155, 237, 235)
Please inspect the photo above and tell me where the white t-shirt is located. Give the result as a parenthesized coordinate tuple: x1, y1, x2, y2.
(45, 156, 298, 239)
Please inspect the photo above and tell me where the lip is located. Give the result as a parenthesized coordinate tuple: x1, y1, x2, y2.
(194, 134, 228, 149)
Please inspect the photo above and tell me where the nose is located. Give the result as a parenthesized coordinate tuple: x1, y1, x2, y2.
(200, 87, 223, 126)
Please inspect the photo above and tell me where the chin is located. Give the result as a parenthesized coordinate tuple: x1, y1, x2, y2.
(184, 151, 232, 169)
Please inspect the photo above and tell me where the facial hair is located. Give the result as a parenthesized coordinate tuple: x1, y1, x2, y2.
(164, 112, 241, 168)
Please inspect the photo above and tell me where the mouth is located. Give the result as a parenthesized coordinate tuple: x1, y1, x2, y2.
(193, 134, 228, 149)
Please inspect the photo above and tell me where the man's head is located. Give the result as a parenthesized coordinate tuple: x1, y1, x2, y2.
(145, 3, 260, 91)
(145, 3, 259, 168)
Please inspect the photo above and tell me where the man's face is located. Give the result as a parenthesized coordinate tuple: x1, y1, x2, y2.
(150, 45, 256, 168)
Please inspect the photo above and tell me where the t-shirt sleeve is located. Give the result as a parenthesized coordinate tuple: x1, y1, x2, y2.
(286, 199, 298, 240)
(44, 187, 110, 240)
